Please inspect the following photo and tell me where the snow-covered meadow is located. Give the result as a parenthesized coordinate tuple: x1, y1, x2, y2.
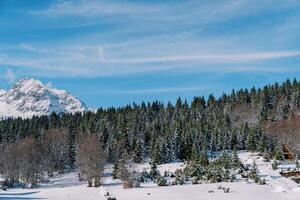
(0, 152, 299, 200)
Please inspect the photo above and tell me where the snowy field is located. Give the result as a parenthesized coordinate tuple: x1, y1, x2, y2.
(0, 152, 299, 200)
(108, 182, 299, 200)
(239, 152, 300, 193)
(0, 172, 104, 200)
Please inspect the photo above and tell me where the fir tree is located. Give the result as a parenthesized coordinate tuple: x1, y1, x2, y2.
(232, 147, 239, 167)
(198, 150, 209, 167)
(246, 128, 257, 152)
(190, 143, 199, 161)
(133, 141, 143, 163)
(275, 145, 284, 161)
(149, 162, 159, 180)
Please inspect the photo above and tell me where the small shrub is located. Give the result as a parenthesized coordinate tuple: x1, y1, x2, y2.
(259, 178, 266, 185)
(175, 169, 186, 185)
(272, 162, 278, 170)
(171, 181, 178, 186)
(123, 181, 133, 189)
(156, 176, 168, 186)
(241, 172, 249, 178)
(192, 176, 199, 184)
(106, 196, 116, 200)
(230, 174, 236, 182)
(223, 187, 230, 193)
(254, 176, 260, 183)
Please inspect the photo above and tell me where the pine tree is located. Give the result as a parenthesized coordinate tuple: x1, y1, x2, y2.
(275, 145, 284, 161)
(190, 143, 199, 161)
(198, 150, 209, 167)
(258, 134, 267, 153)
(149, 161, 159, 180)
(246, 128, 257, 152)
(112, 162, 119, 179)
(133, 141, 143, 163)
(151, 141, 162, 165)
(232, 147, 239, 167)
(116, 154, 130, 181)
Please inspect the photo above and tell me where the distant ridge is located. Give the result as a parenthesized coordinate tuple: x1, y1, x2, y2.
(0, 78, 88, 118)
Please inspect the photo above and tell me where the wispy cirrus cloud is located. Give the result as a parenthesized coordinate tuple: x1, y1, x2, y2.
(33, 0, 285, 22)
(2, 0, 300, 107)
(18, 43, 48, 54)
(98, 51, 300, 64)
(0, 68, 16, 85)
(103, 86, 209, 94)
(4, 68, 16, 84)
(2, 43, 300, 77)
(33, 0, 161, 17)
(2, 0, 300, 78)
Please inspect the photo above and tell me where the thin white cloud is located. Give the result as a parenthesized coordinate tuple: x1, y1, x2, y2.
(18, 43, 48, 54)
(4, 68, 16, 84)
(5, 0, 300, 78)
(1, 49, 300, 77)
(32, 0, 276, 26)
(106, 86, 208, 94)
(34, 0, 161, 17)
(223, 66, 295, 73)
(99, 51, 300, 64)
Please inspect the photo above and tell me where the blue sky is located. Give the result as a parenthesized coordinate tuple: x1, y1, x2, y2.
(1, 0, 300, 108)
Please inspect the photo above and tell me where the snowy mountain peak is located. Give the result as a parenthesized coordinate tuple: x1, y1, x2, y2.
(0, 78, 88, 119)
(13, 78, 44, 92)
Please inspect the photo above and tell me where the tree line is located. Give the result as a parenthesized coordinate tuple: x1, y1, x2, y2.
(0, 78, 299, 187)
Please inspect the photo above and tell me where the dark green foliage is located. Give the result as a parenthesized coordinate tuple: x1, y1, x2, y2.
(263, 150, 271, 162)
(149, 162, 160, 180)
(175, 169, 186, 185)
(0, 78, 298, 186)
(183, 162, 205, 177)
(140, 169, 151, 183)
(275, 145, 284, 161)
(133, 141, 143, 163)
(115, 154, 130, 181)
(190, 144, 199, 161)
(231, 148, 240, 168)
(198, 151, 209, 167)
(112, 162, 118, 179)
(183, 151, 244, 184)
(246, 128, 257, 152)
(272, 161, 278, 170)
(156, 175, 168, 186)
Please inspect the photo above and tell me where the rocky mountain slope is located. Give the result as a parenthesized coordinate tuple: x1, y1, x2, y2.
(0, 78, 88, 118)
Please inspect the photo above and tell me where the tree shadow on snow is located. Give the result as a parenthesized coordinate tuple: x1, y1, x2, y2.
(0, 191, 44, 199)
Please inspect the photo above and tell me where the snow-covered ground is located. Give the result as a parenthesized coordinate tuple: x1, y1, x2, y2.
(0, 172, 104, 200)
(238, 152, 300, 193)
(0, 152, 299, 200)
(108, 182, 299, 200)
(134, 161, 186, 174)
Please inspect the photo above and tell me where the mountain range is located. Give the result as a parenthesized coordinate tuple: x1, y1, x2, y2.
(0, 78, 88, 118)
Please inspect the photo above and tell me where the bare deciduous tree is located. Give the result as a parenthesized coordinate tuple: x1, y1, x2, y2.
(0, 137, 41, 187)
(40, 129, 68, 176)
(77, 134, 105, 187)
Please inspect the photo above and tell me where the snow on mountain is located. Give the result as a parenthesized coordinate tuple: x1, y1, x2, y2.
(0, 78, 88, 118)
